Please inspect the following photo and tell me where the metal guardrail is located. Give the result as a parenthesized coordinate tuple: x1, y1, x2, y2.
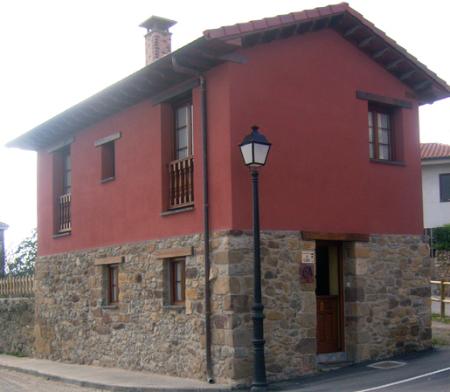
(431, 280, 450, 319)
(0, 275, 34, 297)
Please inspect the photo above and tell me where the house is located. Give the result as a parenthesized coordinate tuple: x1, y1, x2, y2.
(0, 222, 8, 276)
(7, 2, 450, 386)
(421, 143, 450, 230)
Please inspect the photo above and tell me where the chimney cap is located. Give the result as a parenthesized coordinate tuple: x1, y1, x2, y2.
(139, 16, 177, 32)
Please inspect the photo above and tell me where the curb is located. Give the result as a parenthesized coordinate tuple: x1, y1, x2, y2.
(0, 363, 235, 392)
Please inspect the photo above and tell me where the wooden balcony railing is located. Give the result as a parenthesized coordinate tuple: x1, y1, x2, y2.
(169, 156, 194, 209)
(58, 193, 71, 232)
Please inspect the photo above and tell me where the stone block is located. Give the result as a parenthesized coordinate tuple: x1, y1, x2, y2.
(185, 288, 199, 300)
(345, 286, 365, 302)
(266, 310, 283, 320)
(355, 259, 368, 275)
(212, 251, 228, 264)
(302, 241, 315, 251)
(213, 278, 229, 295)
(224, 295, 249, 313)
(232, 328, 252, 347)
(354, 244, 371, 258)
(233, 358, 252, 379)
(294, 338, 316, 354)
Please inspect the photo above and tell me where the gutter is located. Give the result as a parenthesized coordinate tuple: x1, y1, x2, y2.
(172, 57, 214, 384)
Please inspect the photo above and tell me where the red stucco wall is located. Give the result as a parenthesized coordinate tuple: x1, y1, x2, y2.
(229, 29, 423, 235)
(37, 29, 423, 256)
(37, 64, 234, 255)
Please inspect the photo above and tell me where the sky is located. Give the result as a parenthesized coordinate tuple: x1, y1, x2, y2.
(0, 0, 449, 250)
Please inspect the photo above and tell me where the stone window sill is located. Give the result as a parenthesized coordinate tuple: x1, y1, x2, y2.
(370, 159, 405, 166)
(101, 176, 115, 184)
(101, 304, 119, 310)
(53, 231, 71, 239)
(161, 206, 194, 217)
(163, 304, 185, 312)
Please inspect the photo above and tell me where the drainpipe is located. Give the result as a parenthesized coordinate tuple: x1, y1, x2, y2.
(172, 57, 214, 384)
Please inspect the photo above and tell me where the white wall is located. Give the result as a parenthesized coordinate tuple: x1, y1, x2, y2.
(422, 160, 450, 228)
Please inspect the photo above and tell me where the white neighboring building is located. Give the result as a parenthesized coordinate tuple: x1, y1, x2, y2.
(421, 143, 450, 229)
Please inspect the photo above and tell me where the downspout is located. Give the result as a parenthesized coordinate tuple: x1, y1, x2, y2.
(172, 57, 214, 384)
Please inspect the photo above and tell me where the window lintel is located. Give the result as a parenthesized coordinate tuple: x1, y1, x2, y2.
(357, 90, 412, 109)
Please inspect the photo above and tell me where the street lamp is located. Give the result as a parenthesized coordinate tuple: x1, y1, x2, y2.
(239, 126, 271, 392)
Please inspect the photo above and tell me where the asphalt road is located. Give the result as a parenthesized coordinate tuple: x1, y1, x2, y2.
(271, 347, 450, 392)
(0, 349, 448, 391)
(0, 368, 99, 392)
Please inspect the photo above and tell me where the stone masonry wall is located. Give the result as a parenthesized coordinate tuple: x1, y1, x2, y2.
(210, 230, 317, 385)
(0, 298, 35, 356)
(35, 234, 232, 382)
(34, 231, 431, 386)
(343, 235, 431, 362)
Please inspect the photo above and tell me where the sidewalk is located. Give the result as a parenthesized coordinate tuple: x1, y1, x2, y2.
(0, 355, 232, 392)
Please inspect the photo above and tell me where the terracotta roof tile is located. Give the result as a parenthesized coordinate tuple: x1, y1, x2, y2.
(421, 143, 450, 159)
(202, 2, 449, 104)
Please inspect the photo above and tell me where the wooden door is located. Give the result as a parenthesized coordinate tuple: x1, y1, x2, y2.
(316, 243, 343, 354)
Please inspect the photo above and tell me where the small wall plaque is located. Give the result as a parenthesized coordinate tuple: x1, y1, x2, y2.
(299, 264, 314, 284)
(301, 250, 315, 264)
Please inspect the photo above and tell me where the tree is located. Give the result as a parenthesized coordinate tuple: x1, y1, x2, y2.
(6, 229, 37, 276)
(432, 224, 450, 251)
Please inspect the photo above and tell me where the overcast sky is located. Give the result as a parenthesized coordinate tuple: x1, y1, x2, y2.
(0, 0, 449, 250)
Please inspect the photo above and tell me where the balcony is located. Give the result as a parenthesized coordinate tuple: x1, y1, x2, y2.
(169, 156, 194, 209)
(58, 193, 71, 233)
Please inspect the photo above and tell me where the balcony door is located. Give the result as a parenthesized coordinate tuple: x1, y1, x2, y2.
(174, 103, 193, 160)
(169, 102, 194, 209)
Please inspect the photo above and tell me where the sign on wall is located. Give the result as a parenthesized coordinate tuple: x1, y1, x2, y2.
(301, 250, 315, 264)
(299, 250, 315, 284)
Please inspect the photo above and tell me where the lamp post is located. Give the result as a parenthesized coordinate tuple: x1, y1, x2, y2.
(239, 126, 271, 392)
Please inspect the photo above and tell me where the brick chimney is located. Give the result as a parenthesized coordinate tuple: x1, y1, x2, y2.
(139, 16, 177, 65)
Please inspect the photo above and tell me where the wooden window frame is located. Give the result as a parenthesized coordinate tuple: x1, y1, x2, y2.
(368, 104, 394, 162)
(173, 100, 193, 161)
(439, 173, 450, 203)
(53, 145, 72, 235)
(169, 258, 185, 305)
(101, 141, 115, 183)
(107, 264, 119, 304)
(61, 145, 72, 195)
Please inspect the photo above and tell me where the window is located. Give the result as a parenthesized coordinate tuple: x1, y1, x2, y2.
(101, 141, 115, 182)
(106, 264, 119, 304)
(54, 145, 72, 234)
(368, 106, 392, 161)
(61, 146, 71, 195)
(168, 101, 194, 209)
(174, 102, 193, 160)
(169, 258, 185, 305)
(440, 174, 450, 202)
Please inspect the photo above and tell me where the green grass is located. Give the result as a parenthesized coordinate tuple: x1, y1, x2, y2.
(432, 313, 450, 324)
(432, 337, 449, 347)
(4, 351, 27, 357)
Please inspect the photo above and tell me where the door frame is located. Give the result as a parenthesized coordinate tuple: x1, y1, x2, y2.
(315, 240, 345, 353)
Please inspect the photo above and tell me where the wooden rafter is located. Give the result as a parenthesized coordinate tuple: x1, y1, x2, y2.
(414, 80, 432, 91)
(399, 69, 416, 81)
(358, 36, 374, 48)
(386, 58, 403, 70)
(372, 47, 389, 59)
(344, 24, 360, 37)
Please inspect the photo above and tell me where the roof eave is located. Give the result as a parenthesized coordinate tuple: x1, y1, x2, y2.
(7, 37, 238, 151)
